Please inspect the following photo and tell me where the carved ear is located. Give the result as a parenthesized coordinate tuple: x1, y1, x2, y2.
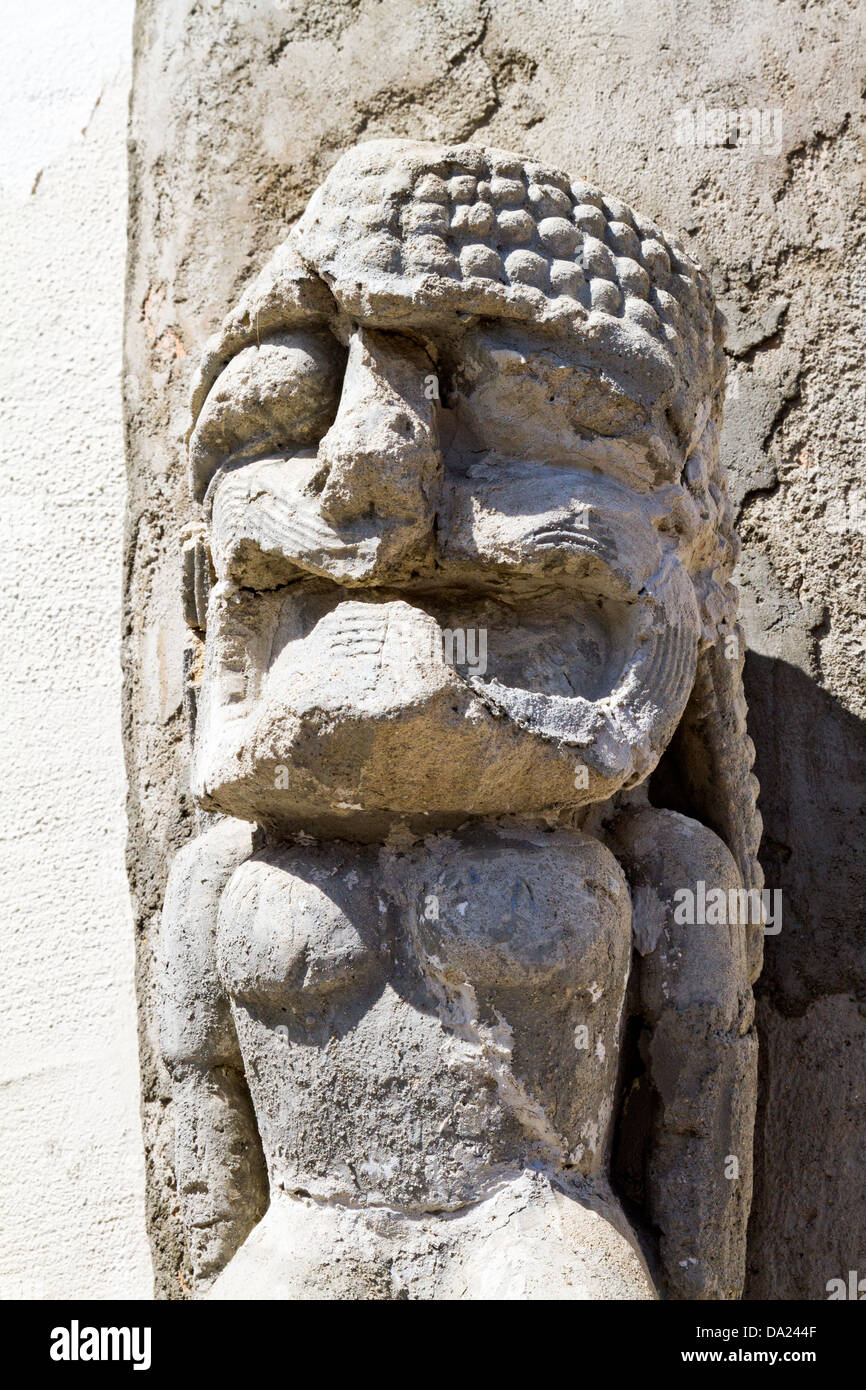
(650, 624, 763, 895)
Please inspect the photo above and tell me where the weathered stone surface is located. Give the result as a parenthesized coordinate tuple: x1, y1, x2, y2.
(747, 995, 866, 1300)
(151, 135, 762, 1300)
(125, 0, 864, 1299)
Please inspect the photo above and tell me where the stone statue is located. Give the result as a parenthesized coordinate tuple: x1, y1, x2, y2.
(160, 139, 764, 1300)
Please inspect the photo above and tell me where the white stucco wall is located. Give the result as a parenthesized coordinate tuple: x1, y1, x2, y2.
(0, 0, 152, 1297)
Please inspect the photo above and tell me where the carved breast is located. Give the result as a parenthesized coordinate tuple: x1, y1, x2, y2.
(215, 828, 633, 1204)
(393, 825, 632, 990)
(217, 847, 385, 1009)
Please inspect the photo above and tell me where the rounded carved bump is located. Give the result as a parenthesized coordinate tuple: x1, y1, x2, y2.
(405, 234, 459, 275)
(414, 173, 449, 203)
(537, 216, 579, 257)
(503, 249, 550, 288)
(489, 175, 525, 206)
(589, 278, 623, 313)
(403, 201, 450, 236)
(641, 238, 672, 278)
(459, 243, 504, 280)
(601, 196, 633, 225)
(467, 200, 495, 235)
(581, 236, 616, 279)
(528, 183, 572, 217)
(624, 298, 662, 331)
(570, 181, 605, 208)
(606, 220, 642, 260)
(573, 203, 608, 237)
(615, 256, 651, 298)
(548, 258, 586, 299)
(447, 174, 476, 202)
(496, 208, 536, 244)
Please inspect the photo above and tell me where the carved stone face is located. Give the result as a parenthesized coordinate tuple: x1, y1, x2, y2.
(187, 141, 724, 836)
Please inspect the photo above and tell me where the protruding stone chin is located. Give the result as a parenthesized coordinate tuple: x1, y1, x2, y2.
(189, 558, 698, 832)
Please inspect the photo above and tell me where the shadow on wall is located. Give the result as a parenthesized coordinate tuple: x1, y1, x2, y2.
(743, 651, 866, 1300)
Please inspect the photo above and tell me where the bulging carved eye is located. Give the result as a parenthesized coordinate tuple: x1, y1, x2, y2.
(189, 330, 346, 501)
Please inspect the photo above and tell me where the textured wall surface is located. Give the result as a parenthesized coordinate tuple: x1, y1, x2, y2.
(125, 0, 864, 1298)
(0, 0, 152, 1297)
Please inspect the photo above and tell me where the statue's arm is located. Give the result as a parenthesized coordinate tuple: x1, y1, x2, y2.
(610, 806, 759, 1300)
(159, 819, 268, 1290)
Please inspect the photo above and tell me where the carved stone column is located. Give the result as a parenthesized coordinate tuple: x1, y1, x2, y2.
(151, 136, 762, 1299)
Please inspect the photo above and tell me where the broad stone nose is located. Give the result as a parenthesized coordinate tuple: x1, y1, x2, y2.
(314, 327, 441, 561)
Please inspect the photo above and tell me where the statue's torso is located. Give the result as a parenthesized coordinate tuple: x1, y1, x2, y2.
(216, 825, 633, 1212)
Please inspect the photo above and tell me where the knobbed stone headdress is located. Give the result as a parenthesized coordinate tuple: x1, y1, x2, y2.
(293, 139, 724, 441)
